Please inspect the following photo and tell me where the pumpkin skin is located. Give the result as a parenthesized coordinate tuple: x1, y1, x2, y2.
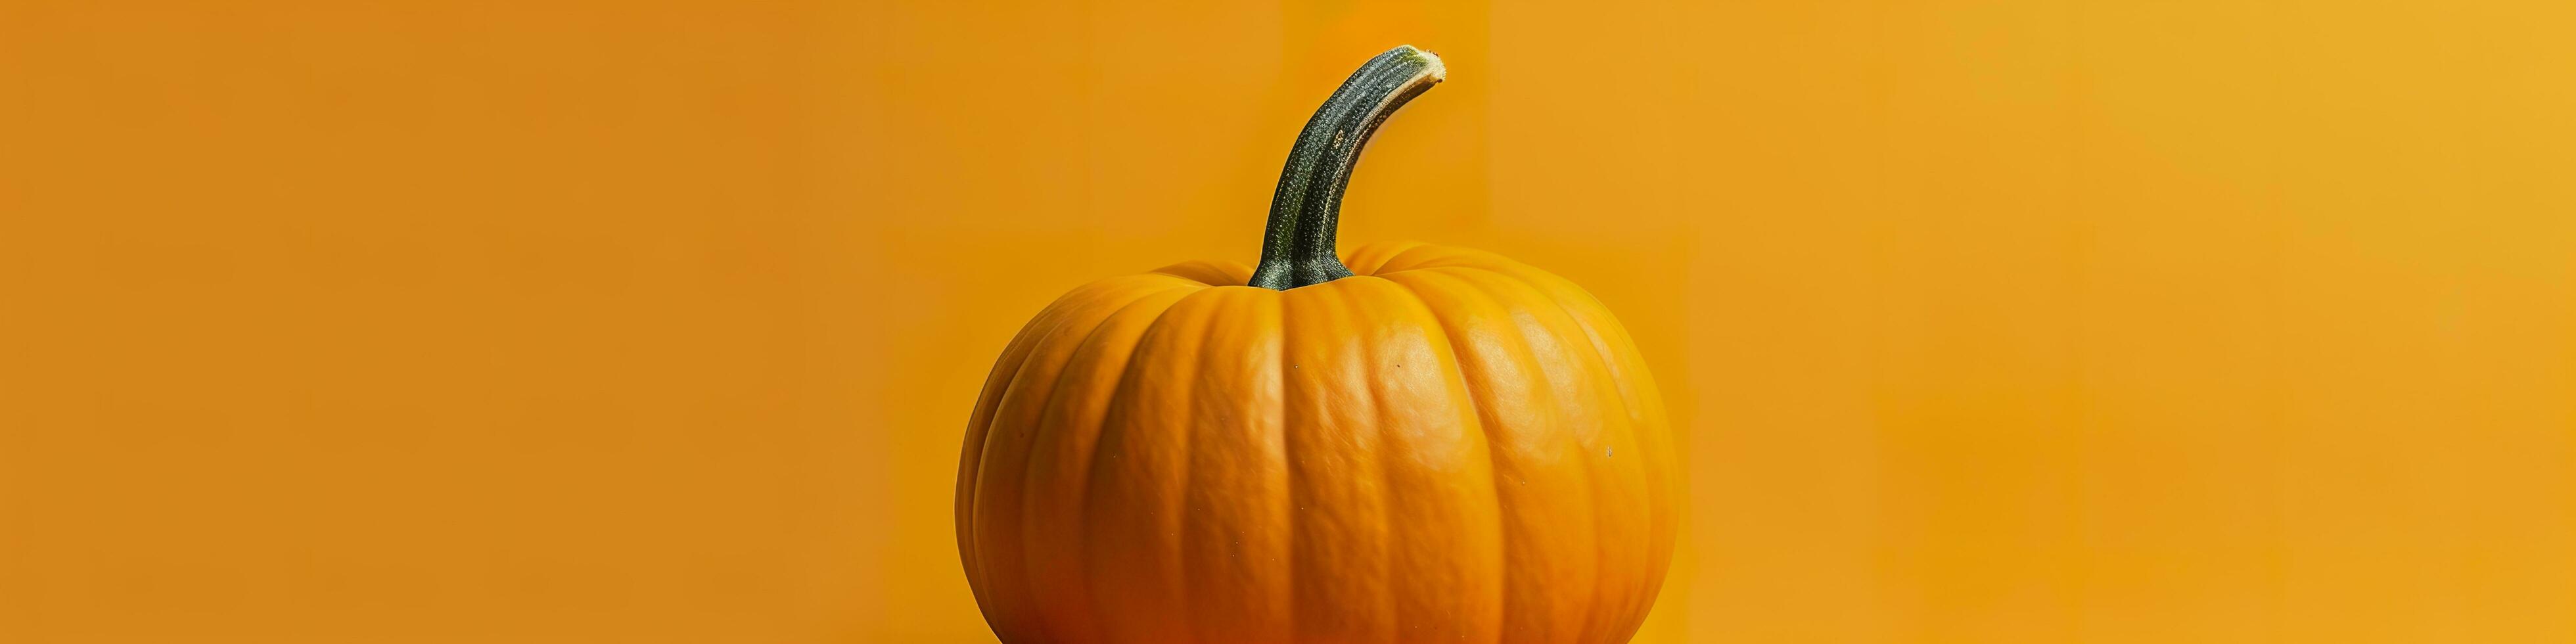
(955, 242, 1679, 643)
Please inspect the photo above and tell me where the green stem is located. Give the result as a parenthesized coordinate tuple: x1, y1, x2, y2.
(1248, 45, 1446, 290)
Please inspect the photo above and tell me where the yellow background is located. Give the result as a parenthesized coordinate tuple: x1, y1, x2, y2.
(4, 1, 2571, 642)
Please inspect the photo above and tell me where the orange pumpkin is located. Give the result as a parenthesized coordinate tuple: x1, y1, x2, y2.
(956, 46, 1678, 643)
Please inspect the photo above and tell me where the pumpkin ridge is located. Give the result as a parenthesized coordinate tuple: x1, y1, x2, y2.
(1460, 267, 1613, 642)
(1452, 264, 1669, 641)
(1081, 284, 1241, 642)
(1231, 290, 1308, 644)
(1017, 284, 1202, 643)
(1371, 274, 1512, 644)
(1269, 288, 1299, 644)
(1148, 260, 1253, 287)
(1435, 262, 1678, 637)
(1521, 275, 1673, 639)
(1337, 241, 1425, 275)
(1352, 283, 1406, 641)
(1520, 285, 1634, 643)
(1284, 281, 1444, 640)
(971, 281, 1197, 642)
(959, 285, 1103, 632)
(1173, 287, 1293, 644)
(1275, 285, 1350, 638)
(1172, 288, 1247, 642)
(1374, 268, 1596, 640)
(962, 281, 1138, 562)
(1525, 275, 1651, 641)
(957, 308, 1055, 617)
(1362, 241, 1447, 275)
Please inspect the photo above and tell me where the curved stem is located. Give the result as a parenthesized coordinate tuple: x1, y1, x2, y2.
(1248, 45, 1446, 290)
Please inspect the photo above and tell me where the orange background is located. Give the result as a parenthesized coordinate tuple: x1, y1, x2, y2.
(4, 1, 2573, 642)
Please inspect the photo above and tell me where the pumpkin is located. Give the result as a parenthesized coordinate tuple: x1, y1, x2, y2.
(956, 45, 1678, 643)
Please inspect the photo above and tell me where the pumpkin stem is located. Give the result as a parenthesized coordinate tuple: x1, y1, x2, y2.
(1248, 45, 1446, 290)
